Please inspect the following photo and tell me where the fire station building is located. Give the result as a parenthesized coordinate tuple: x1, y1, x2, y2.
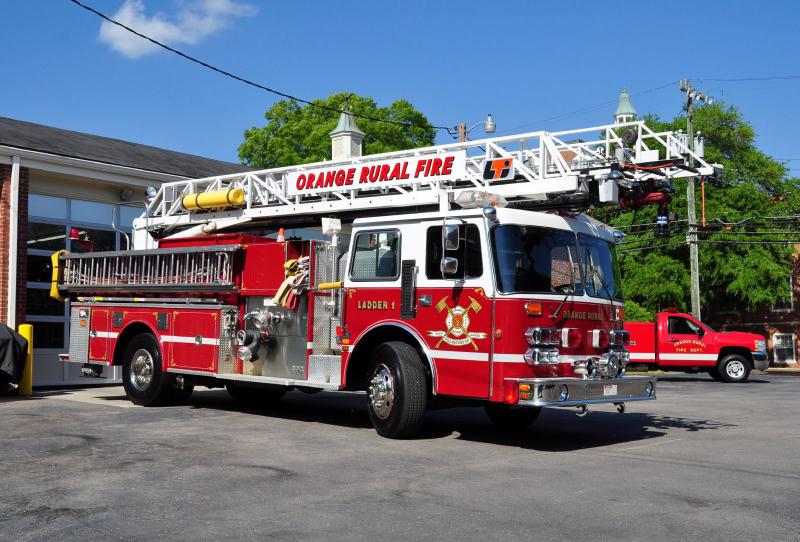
(0, 116, 249, 385)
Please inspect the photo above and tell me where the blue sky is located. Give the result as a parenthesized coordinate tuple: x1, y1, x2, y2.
(3, 0, 800, 174)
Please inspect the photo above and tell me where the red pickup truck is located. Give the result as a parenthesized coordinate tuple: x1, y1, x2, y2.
(625, 310, 768, 383)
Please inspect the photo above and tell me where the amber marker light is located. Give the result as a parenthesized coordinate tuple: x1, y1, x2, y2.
(525, 302, 543, 317)
(519, 383, 532, 401)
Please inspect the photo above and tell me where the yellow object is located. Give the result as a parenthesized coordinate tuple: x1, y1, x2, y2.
(317, 281, 343, 290)
(181, 188, 245, 211)
(49, 250, 66, 302)
(18, 324, 33, 397)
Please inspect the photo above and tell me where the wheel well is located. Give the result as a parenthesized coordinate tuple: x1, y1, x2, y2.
(718, 347, 753, 367)
(112, 323, 157, 366)
(344, 326, 433, 392)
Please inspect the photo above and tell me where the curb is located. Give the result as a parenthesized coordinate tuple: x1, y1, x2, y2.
(765, 368, 800, 376)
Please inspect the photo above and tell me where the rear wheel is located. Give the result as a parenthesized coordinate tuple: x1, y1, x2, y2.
(226, 383, 287, 407)
(718, 354, 751, 383)
(485, 404, 542, 431)
(367, 342, 427, 439)
(122, 334, 177, 406)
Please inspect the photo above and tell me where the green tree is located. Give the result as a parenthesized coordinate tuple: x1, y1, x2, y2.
(239, 93, 436, 168)
(593, 103, 798, 321)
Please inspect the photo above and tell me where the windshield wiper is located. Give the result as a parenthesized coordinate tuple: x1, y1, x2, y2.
(552, 257, 578, 321)
(592, 267, 620, 330)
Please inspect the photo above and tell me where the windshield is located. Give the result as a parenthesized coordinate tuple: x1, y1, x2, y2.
(491, 225, 622, 299)
(577, 234, 623, 300)
(491, 225, 582, 294)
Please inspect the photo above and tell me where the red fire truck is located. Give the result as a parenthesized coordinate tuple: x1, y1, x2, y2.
(51, 119, 715, 437)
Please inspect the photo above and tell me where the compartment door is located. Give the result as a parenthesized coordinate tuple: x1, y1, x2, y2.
(168, 310, 220, 372)
(88, 308, 110, 362)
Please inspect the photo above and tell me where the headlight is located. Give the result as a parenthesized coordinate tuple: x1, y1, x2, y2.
(755, 340, 766, 352)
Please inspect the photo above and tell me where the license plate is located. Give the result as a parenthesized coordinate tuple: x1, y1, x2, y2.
(603, 384, 618, 396)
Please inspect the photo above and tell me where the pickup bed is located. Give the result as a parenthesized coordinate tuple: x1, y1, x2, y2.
(625, 310, 767, 383)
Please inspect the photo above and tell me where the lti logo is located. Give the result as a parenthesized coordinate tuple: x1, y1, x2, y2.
(483, 157, 514, 181)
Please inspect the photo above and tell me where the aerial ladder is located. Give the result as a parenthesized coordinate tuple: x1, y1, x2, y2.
(132, 120, 717, 249)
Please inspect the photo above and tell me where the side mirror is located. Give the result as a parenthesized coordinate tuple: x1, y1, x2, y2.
(443, 225, 459, 251)
(441, 257, 459, 275)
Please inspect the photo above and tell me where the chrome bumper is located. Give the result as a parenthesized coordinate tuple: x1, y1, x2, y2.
(512, 376, 657, 407)
(751, 351, 769, 371)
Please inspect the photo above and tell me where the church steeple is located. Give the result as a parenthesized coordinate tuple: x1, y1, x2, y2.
(614, 89, 637, 123)
(329, 110, 365, 160)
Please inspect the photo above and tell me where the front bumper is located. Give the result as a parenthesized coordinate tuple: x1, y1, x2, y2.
(510, 376, 657, 407)
(751, 351, 769, 371)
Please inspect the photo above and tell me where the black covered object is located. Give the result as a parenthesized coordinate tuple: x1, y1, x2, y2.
(0, 325, 28, 393)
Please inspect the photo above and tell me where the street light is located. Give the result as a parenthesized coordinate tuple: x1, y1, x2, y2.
(451, 114, 496, 142)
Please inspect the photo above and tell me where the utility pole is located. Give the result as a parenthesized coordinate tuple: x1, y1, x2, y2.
(679, 79, 713, 320)
(457, 122, 467, 142)
(451, 115, 495, 143)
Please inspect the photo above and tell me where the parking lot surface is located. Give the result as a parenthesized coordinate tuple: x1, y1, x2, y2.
(2, 374, 799, 541)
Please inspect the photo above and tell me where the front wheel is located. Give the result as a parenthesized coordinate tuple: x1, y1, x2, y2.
(717, 354, 751, 383)
(367, 342, 428, 438)
(485, 404, 542, 431)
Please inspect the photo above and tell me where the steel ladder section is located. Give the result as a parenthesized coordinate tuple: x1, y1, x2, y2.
(60, 245, 240, 292)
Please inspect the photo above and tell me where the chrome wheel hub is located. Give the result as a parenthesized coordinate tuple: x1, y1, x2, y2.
(130, 348, 154, 391)
(368, 363, 395, 419)
(726, 360, 745, 379)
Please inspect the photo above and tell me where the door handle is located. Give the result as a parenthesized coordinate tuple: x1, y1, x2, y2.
(668, 338, 679, 342)
(418, 295, 432, 307)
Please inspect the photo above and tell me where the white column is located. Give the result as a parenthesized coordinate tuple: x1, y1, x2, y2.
(7, 155, 20, 327)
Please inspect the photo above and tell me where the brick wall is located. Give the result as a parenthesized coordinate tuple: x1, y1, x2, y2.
(0, 162, 29, 327)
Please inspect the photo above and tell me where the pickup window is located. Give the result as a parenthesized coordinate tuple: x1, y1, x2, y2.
(668, 316, 703, 335)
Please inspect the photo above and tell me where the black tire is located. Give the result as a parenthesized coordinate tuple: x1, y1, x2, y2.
(367, 342, 428, 439)
(708, 369, 724, 382)
(485, 404, 542, 431)
(717, 354, 751, 383)
(122, 334, 176, 406)
(226, 383, 287, 407)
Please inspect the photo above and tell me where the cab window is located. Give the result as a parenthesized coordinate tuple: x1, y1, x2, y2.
(425, 224, 483, 280)
(668, 316, 703, 335)
(350, 231, 400, 281)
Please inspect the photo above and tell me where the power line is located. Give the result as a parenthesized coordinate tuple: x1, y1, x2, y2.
(694, 75, 800, 82)
(68, 0, 450, 132)
(496, 81, 678, 135)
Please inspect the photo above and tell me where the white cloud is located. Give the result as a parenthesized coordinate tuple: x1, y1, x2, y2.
(98, 0, 258, 59)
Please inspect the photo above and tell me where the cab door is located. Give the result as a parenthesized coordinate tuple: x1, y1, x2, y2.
(658, 314, 716, 366)
(415, 220, 493, 398)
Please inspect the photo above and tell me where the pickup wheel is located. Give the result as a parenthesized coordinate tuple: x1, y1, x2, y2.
(122, 333, 177, 406)
(485, 404, 542, 431)
(717, 354, 751, 383)
(367, 342, 427, 439)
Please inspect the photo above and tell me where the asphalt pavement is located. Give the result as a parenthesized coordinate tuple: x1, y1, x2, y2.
(1, 373, 799, 541)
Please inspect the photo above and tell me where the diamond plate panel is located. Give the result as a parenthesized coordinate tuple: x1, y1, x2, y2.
(307, 355, 342, 386)
(313, 242, 336, 354)
(68, 307, 90, 364)
(217, 307, 238, 374)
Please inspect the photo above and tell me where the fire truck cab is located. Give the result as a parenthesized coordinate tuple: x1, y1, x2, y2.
(53, 119, 717, 438)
